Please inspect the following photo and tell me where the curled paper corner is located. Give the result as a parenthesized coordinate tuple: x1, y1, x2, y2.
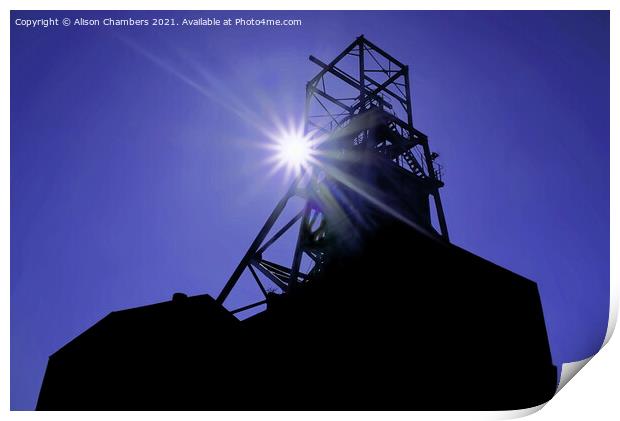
(483, 403, 547, 420)
(602, 279, 618, 348)
(552, 313, 614, 396)
(484, 361, 590, 421)
(553, 305, 616, 395)
(556, 357, 593, 393)
(549, 273, 618, 397)
(484, 345, 612, 419)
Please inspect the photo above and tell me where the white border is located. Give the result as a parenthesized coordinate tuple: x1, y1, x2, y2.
(2, 1, 617, 420)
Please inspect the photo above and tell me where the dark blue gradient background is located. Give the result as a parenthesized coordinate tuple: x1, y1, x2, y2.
(10, 10, 609, 409)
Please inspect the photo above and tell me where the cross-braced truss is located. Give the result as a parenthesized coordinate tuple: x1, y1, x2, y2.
(216, 36, 449, 315)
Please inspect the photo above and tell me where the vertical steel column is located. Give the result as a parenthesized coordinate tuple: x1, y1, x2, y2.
(422, 139, 450, 241)
(403, 65, 414, 128)
(358, 36, 366, 112)
(404, 66, 449, 241)
(288, 201, 311, 292)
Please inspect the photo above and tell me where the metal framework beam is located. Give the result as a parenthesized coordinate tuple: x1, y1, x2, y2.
(217, 35, 450, 312)
(216, 176, 303, 304)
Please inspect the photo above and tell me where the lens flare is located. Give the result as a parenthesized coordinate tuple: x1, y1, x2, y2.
(263, 120, 321, 179)
(276, 135, 312, 169)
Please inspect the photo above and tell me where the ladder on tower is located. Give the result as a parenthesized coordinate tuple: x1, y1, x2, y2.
(402, 149, 426, 178)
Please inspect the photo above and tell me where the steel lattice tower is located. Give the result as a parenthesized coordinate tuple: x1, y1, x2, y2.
(37, 35, 558, 411)
(217, 35, 449, 312)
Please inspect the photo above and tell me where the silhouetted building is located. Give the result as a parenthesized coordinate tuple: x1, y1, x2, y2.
(37, 36, 557, 410)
